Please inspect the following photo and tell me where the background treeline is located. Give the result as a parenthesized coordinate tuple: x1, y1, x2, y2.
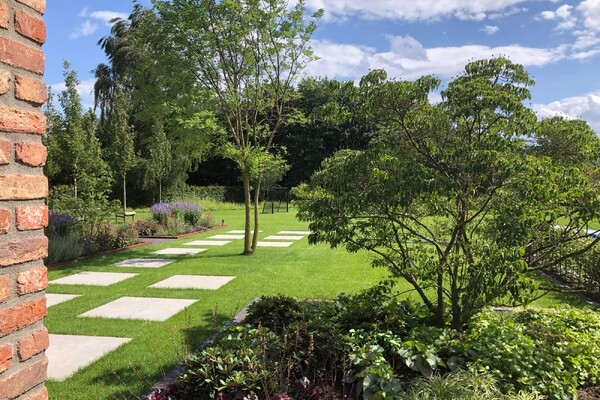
(43, 5, 375, 209)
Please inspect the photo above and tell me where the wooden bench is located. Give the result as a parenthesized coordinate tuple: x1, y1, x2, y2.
(115, 211, 136, 222)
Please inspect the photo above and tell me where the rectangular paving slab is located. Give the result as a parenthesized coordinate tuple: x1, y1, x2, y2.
(80, 296, 198, 321)
(256, 241, 293, 248)
(208, 234, 245, 240)
(184, 240, 231, 246)
(49, 272, 138, 286)
(227, 230, 262, 234)
(278, 230, 312, 235)
(263, 235, 304, 241)
(113, 258, 175, 268)
(47, 334, 131, 381)
(149, 275, 236, 290)
(153, 248, 207, 255)
(46, 294, 81, 308)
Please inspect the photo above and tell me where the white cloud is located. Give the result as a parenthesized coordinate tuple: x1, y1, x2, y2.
(483, 25, 500, 34)
(306, 36, 566, 82)
(578, 0, 600, 32)
(49, 78, 96, 110)
(303, 0, 533, 22)
(537, 4, 576, 30)
(533, 91, 600, 133)
(69, 20, 99, 39)
(89, 11, 128, 25)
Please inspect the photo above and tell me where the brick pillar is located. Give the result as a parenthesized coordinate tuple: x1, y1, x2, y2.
(0, 0, 49, 399)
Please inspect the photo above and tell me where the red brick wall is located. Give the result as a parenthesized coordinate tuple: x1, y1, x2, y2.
(0, 0, 48, 398)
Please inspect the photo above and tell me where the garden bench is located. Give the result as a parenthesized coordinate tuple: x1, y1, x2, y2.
(115, 211, 136, 222)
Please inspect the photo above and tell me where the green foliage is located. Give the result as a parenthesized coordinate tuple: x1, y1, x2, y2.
(245, 295, 307, 334)
(466, 307, 600, 399)
(294, 58, 600, 329)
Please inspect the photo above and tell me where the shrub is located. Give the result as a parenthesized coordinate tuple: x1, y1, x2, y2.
(245, 296, 307, 334)
(465, 307, 600, 399)
(45, 231, 84, 264)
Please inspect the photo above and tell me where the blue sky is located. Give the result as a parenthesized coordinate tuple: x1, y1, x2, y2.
(44, 0, 600, 132)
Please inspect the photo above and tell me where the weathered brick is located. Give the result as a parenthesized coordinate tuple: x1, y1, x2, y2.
(0, 208, 10, 234)
(22, 386, 49, 400)
(0, 69, 11, 94)
(0, 0, 9, 30)
(15, 75, 47, 105)
(0, 236, 48, 268)
(18, 327, 48, 360)
(0, 357, 47, 400)
(15, 10, 46, 44)
(0, 175, 48, 200)
(0, 139, 9, 164)
(0, 297, 47, 337)
(17, 266, 47, 295)
(16, 205, 48, 230)
(16, 0, 45, 14)
(0, 275, 11, 303)
(0, 36, 45, 75)
(0, 105, 46, 134)
(0, 343, 12, 374)
(15, 141, 47, 166)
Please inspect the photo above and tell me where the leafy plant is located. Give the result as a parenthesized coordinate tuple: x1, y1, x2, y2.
(245, 296, 307, 334)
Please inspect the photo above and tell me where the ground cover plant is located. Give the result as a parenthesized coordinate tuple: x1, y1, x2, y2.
(133, 202, 217, 237)
(174, 288, 600, 400)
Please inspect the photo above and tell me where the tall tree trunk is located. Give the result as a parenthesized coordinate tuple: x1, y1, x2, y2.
(251, 179, 262, 252)
(74, 176, 78, 201)
(158, 180, 162, 203)
(242, 171, 253, 255)
(123, 173, 127, 213)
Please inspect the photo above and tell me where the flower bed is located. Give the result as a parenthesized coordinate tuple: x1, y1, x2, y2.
(133, 202, 217, 237)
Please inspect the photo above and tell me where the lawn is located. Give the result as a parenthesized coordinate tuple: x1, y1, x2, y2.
(45, 207, 592, 399)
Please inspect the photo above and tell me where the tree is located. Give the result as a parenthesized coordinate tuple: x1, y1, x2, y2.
(108, 91, 137, 213)
(45, 61, 112, 202)
(145, 121, 172, 203)
(154, 0, 323, 254)
(294, 58, 600, 329)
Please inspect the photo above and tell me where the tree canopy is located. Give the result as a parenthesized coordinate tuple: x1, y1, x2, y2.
(294, 58, 600, 329)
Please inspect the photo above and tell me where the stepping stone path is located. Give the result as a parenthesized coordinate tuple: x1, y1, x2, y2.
(46, 293, 80, 308)
(256, 241, 294, 247)
(185, 240, 231, 246)
(208, 234, 245, 240)
(46, 227, 310, 381)
(50, 272, 138, 286)
(113, 258, 174, 268)
(154, 248, 207, 255)
(80, 296, 197, 322)
(227, 230, 262, 234)
(149, 275, 235, 290)
(264, 235, 304, 241)
(47, 334, 131, 381)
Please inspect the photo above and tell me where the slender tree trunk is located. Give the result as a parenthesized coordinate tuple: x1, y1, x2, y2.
(251, 179, 262, 252)
(123, 173, 127, 213)
(158, 180, 162, 203)
(242, 171, 253, 255)
(74, 177, 78, 201)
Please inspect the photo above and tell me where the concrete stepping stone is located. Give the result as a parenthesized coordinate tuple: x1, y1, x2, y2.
(185, 240, 231, 246)
(208, 234, 245, 240)
(227, 230, 262, 234)
(80, 296, 197, 321)
(264, 235, 304, 241)
(278, 230, 311, 235)
(49, 272, 138, 286)
(46, 294, 80, 308)
(153, 248, 207, 255)
(256, 241, 293, 248)
(113, 258, 175, 268)
(47, 334, 131, 381)
(149, 275, 235, 290)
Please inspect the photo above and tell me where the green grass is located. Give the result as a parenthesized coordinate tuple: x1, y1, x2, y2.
(46, 208, 592, 399)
